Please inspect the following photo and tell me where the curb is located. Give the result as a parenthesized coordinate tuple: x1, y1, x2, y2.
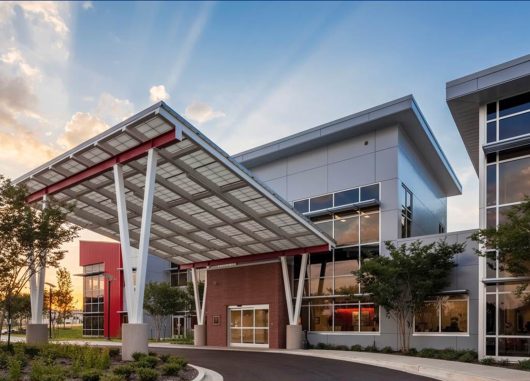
(189, 364, 223, 381)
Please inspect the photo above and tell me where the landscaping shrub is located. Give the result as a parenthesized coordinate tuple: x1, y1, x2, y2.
(23, 346, 40, 358)
(334, 345, 349, 351)
(160, 362, 182, 376)
(350, 345, 363, 352)
(30, 359, 66, 381)
(0, 351, 9, 369)
(100, 374, 124, 381)
(80, 369, 102, 381)
(381, 346, 394, 354)
(132, 352, 146, 361)
(135, 355, 159, 369)
(418, 348, 437, 358)
(167, 357, 187, 368)
(518, 359, 530, 370)
(437, 349, 461, 361)
(158, 354, 170, 363)
(480, 357, 496, 366)
(109, 348, 120, 358)
(7, 359, 22, 381)
(458, 351, 476, 363)
(136, 367, 159, 381)
(112, 364, 135, 379)
(364, 344, 379, 353)
(406, 348, 418, 356)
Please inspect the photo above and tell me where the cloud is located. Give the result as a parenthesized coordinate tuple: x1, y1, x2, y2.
(149, 85, 170, 103)
(58, 112, 108, 149)
(0, 130, 57, 168)
(1, 48, 41, 78)
(184, 102, 226, 124)
(81, 1, 93, 10)
(95, 92, 134, 125)
(15, 2, 69, 36)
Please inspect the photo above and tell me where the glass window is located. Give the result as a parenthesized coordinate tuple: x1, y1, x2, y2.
(310, 194, 333, 211)
(487, 153, 497, 163)
(414, 295, 468, 334)
(310, 304, 333, 331)
(486, 208, 496, 229)
(334, 248, 359, 276)
(499, 91, 530, 118)
(310, 277, 333, 296)
(360, 244, 379, 262)
(170, 270, 188, 287)
(360, 184, 379, 202)
(498, 156, 530, 205)
(333, 212, 359, 245)
(313, 218, 333, 238)
(334, 276, 358, 296)
(499, 145, 530, 161)
(498, 293, 530, 336)
(334, 188, 359, 207)
(360, 210, 379, 243)
(293, 199, 309, 213)
(487, 102, 497, 121)
(360, 304, 379, 332)
(334, 305, 359, 332)
(499, 112, 530, 141)
(309, 253, 333, 278)
(487, 165, 496, 207)
(498, 338, 530, 357)
(486, 294, 496, 335)
(487, 121, 496, 143)
(401, 184, 413, 238)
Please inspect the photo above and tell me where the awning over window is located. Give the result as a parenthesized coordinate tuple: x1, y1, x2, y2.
(14, 102, 335, 266)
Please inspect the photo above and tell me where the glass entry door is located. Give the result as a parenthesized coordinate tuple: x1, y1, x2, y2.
(173, 316, 186, 338)
(229, 305, 269, 347)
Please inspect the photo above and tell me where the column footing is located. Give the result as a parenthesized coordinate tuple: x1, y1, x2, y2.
(122, 323, 148, 361)
(194, 324, 206, 346)
(286, 324, 302, 350)
(26, 324, 48, 345)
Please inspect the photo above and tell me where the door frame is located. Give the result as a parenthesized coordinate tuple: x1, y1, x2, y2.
(228, 304, 269, 348)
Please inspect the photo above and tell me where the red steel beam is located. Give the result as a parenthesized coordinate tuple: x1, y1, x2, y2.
(27, 130, 177, 203)
(178, 244, 330, 269)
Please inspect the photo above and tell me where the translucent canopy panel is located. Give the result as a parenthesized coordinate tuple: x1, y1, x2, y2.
(15, 103, 334, 265)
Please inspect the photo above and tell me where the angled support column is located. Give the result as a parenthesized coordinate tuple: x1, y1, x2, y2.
(27, 196, 48, 344)
(192, 268, 207, 346)
(281, 253, 308, 349)
(113, 149, 158, 360)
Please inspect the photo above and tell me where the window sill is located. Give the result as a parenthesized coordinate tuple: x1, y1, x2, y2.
(413, 333, 469, 337)
(308, 331, 381, 335)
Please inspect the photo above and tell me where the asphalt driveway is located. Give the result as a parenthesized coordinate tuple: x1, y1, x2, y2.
(153, 348, 435, 381)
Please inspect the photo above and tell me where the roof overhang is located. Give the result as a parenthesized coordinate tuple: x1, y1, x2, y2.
(446, 54, 530, 174)
(14, 102, 335, 266)
(233, 95, 462, 197)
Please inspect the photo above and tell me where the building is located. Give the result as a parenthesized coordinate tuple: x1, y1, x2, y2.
(15, 54, 530, 360)
(447, 54, 530, 359)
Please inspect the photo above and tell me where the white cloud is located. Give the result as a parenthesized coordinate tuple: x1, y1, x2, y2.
(15, 2, 69, 36)
(95, 93, 134, 125)
(1, 48, 41, 78)
(149, 85, 170, 103)
(58, 112, 108, 149)
(82, 1, 93, 10)
(184, 102, 226, 124)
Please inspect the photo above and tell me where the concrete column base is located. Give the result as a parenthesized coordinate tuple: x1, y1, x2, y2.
(121, 323, 148, 361)
(194, 324, 206, 346)
(26, 324, 48, 345)
(286, 324, 302, 350)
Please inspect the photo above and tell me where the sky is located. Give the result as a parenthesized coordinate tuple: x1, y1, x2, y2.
(1, 1, 530, 305)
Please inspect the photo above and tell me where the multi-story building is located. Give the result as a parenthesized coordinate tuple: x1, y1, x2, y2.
(447, 54, 530, 359)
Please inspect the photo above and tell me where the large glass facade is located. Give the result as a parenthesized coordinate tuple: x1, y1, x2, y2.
(484, 93, 530, 357)
(83, 263, 104, 337)
(414, 295, 468, 334)
(294, 199, 380, 333)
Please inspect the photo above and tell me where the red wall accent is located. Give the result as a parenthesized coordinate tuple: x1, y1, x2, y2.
(79, 241, 123, 338)
(205, 262, 288, 349)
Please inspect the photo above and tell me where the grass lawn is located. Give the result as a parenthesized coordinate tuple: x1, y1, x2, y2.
(51, 326, 84, 340)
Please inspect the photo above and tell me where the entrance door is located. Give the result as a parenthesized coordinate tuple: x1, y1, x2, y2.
(173, 316, 186, 338)
(228, 305, 269, 348)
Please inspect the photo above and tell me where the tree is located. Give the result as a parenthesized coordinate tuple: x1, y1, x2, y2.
(143, 282, 188, 341)
(355, 240, 465, 352)
(9, 294, 31, 330)
(185, 281, 204, 313)
(0, 176, 80, 347)
(471, 198, 530, 299)
(54, 267, 75, 328)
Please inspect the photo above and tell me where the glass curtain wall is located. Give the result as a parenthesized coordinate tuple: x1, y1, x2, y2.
(484, 94, 530, 357)
(83, 263, 104, 337)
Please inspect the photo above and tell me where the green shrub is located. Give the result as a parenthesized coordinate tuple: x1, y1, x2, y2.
(438, 349, 461, 361)
(335, 345, 349, 351)
(135, 356, 159, 369)
(7, 359, 22, 381)
(315, 343, 327, 350)
(132, 352, 146, 361)
(113, 364, 135, 379)
(407, 348, 418, 356)
(458, 352, 476, 363)
(30, 359, 65, 381)
(350, 345, 363, 352)
(100, 374, 124, 381)
(381, 346, 394, 354)
(167, 357, 187, 367)
(518, 359, 530, 370)
(418, 348, 437, 358)
(364, 344, 379, 353)
(497, 358, 511, 367)
(109, 348, 120, 358)
(23, 346, 40, 358)
(158, 354, 170, 363)
(480, 357, 496, 366)
(0, 352, 9, 369)
(81, 369, 102, 381)
(136, 368, 159, 381)
(160, 362, 182, 376)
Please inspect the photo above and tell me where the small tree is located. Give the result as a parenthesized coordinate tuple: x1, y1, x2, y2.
(144, 282, 188, 341)
(55, 267, 75, 328)
(0, 175, 80, 347)
(185, 281, 204, 313)
(10, 294, 31, 330)
(356, 240, 464, 352)
(471, 198, 530, 299)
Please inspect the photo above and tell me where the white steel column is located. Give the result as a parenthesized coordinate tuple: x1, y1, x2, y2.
(280, 256, 294, 325)
(191, 268, 203, 325)
(30, 195, 47, 324)
(200, 269, 207, 325)
(132, 148, 157, 323)
(113, 164, 135, 320)
(293, 253, 308, 324)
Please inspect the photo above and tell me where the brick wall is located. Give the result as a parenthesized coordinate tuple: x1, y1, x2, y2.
(205, 261, 288, 348)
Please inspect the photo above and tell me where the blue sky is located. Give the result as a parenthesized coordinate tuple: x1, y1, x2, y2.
(1, 1, 529, 291)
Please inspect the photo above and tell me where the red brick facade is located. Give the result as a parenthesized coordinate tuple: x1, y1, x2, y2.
(205, 262, 288, 348)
